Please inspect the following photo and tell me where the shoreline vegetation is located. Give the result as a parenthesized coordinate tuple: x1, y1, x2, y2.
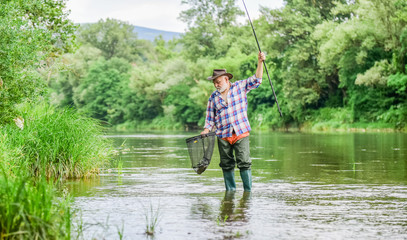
(1, 102, 112, 179)
(0, 102, 112, 239)
(113, 118, 406, 133)
(0, 1, 86, 238)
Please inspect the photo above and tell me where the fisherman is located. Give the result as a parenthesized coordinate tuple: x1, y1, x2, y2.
(201, 51, 265, 192)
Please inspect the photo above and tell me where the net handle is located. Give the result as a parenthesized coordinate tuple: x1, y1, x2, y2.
(201, 132, 215, 138)
(186, 132, 216, 143)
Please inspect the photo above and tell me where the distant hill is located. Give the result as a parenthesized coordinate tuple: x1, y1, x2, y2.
(78, 23, 181, 42)
(133, 25, 181, 42)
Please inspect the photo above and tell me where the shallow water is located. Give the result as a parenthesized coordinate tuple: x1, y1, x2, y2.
(68, 131, 407, 239)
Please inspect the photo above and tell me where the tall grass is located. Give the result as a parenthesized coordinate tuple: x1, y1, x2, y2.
(0, 101, 113, 239)
(0, 134, 23, 176)
(0, 174, 72, 239)
(0, 102, 112, 179)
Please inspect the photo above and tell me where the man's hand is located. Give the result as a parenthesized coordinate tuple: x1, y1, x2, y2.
(258, 51, 266, 63)
(256, 52, 266, 79)
(200, 128, 210, 135)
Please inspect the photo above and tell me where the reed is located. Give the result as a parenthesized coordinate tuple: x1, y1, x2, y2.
(0, 102, 112, 179)
(0, 102, 113, 239)
(143, 201, 161, 236)
(0, 173, 71, 239)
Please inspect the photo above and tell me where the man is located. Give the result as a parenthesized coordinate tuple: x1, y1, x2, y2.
(201, 52, 265, 192)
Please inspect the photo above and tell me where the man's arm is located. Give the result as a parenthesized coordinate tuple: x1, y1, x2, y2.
(255, 52, 266, 79)
(201, 96, 215, 135)
(240, 52, 266, 92)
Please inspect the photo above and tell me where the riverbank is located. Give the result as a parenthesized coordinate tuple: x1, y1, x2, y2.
(285, 121, 406, 133)
(112, 117, 406, 133)
(0, 102, 113, 239)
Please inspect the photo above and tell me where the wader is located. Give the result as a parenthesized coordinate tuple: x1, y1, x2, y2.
(217, 135, 252, 192)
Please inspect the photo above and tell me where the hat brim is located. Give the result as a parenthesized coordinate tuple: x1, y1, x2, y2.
(207, 73, 233, 81)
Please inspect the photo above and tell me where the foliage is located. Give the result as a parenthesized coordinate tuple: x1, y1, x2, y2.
(388, 73, 407, 95)
(0, 175, 72, 240)
(0, 3, 114, 240)
(312, 0, 406, 125)
(179, 0, 244, 60)
(49, 45, 103, 107)
(78, 18, 154, 62)
(45, 0, 407, 131)
(164, 84, 205, 127)
(0, 102, 111, 179)
(0, 0, 76, 125)
(256, 0, 349, 123)
(73, 57, 132, 125)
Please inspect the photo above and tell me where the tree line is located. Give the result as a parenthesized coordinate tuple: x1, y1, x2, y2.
(2, 0, 406, 131)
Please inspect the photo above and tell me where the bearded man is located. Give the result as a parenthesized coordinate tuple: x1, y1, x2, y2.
(201, 52, 265, 192)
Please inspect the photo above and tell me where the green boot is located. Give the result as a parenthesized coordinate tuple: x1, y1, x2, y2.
(240, 169, 252, 192)
(222, 170, 236, 191)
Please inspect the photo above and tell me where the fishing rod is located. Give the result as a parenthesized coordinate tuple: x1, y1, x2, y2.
(242, 0, 283, 117)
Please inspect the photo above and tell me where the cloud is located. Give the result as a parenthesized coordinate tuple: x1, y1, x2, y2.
(66, 0, 188, 32)
(108, 1, 188, 32)
(66, 0, 283, 33)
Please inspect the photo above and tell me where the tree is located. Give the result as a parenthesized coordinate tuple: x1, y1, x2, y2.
(314, 0, 407, 124)
(164, 84, 204, 127)
(179, 0, 243, 31)
(78, 18, 154, 62)
(257, 0, 348, 122)
(73, 58, 132, 124)
(178, 0, 244, 60)
(49, 45, 103, 107)
(0, 0, 76, 124)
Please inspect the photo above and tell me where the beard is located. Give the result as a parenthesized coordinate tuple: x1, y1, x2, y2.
(216, 83, 228, 93)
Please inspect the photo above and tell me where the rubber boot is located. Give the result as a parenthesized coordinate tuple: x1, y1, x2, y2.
(240, 169, 252, 192)
(222, 169, 236, 191)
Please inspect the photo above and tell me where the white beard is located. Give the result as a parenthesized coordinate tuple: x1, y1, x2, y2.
(217, 83, 228, 93)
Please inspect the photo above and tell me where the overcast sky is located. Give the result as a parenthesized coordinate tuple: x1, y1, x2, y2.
(66, 0, 284, 33)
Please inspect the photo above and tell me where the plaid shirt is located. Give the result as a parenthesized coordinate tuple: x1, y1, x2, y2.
(204, 75, 262, 138)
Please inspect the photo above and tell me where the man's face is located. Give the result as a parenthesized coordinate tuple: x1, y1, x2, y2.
(213, 76, 228, 93)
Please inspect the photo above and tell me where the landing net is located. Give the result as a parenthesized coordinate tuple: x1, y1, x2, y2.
(185, 132, 216, 174)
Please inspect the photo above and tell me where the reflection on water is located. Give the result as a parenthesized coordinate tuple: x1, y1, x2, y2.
(69, 131, 407, 239)
(219, 191, 251, 224)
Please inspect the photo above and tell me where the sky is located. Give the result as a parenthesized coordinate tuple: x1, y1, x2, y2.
(66, 0, 284, 33)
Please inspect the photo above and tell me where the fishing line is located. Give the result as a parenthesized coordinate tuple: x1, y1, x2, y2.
(242, 0, 283, 117)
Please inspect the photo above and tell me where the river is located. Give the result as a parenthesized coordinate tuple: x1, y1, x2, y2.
(67, 131, 407, 239)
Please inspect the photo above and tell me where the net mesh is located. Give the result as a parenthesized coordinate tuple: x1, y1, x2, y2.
(185, 132, 216, 174)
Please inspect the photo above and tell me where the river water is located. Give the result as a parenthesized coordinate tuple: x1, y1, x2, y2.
(68, 131, 407, 239)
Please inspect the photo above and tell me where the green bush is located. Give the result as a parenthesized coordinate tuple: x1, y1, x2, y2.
(0, 102, 112, 179)
(308, 108, 353, 131)
(312, 107, 353, 123)
(377, 104, 407, 129)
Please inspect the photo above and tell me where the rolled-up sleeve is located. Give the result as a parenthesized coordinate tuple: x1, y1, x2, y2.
(240, 74, 262, 92)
